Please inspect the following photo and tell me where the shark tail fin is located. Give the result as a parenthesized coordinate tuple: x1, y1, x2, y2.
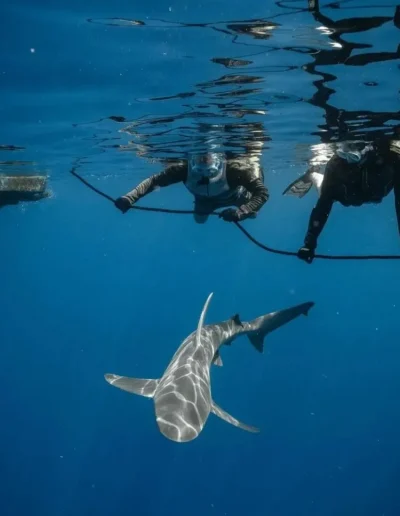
(247, 301, 316, 353)
(196, 292, 213, 346)
(104, 374, 158, 398)
(302, 302, 315, 316)
(282, 170, 313, 198)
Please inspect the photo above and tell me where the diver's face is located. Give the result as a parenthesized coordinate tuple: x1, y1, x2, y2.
(190, 153, 224, 179)
(337, 142, 372, 165)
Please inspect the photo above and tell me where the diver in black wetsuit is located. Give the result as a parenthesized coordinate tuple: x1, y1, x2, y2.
(114, 152, 269, 223)
(296, 140, 400, 263)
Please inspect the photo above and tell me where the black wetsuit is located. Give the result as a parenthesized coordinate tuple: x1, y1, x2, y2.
(122, 161, 269, 217)
(303, 150, 400, 251)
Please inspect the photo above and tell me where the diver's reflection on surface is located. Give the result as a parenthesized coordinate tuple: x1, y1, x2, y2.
(284, 137, 400, 263)
(305, 0, 400, 143)
(308, 0, 400, 68)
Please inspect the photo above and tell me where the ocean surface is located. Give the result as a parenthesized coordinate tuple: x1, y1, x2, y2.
(1, 0, 400, 515)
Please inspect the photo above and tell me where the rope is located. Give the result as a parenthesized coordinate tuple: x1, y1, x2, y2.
(70, 167, 400, 261)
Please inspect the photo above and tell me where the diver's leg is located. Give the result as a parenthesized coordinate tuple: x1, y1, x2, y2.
(193, 197, 213, 224)
(194, 212, 210, 224)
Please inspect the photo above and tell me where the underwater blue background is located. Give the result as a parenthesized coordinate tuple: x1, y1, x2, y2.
(1, 0, 400, 515)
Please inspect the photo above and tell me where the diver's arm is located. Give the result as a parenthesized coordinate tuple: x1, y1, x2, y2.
(393, 169, 400, 235)
(228, 167, 269, 215)
(303, 193, 334, 250)
(241, 178, 269, 214)
(297, 156, 339, 262)
(384, 148, 400, 235)
(302, 156, 340, 249)
(122, 164, 186, 205)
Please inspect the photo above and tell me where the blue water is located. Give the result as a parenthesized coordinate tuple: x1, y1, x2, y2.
(1, 1, 400, 515)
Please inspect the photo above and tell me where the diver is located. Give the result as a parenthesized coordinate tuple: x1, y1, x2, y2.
(114, 152, 269, 223)
(284, 139, 400, 263)
(0, 174, 49, 208)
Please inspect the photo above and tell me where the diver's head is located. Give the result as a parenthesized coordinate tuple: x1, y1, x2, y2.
(336, 141, 373, 165)
(189, 153, 225, 185)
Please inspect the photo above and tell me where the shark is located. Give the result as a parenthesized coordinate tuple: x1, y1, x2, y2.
(105, 293, 315, 443)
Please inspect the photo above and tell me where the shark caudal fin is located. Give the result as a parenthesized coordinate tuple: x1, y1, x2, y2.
(247, 301, 315, 353)
(282, 170, 314, 198)
(195, 292, 214, 347)
(104, 374, 158, 398)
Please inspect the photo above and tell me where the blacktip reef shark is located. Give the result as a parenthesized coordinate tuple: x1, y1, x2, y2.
(105, 293, 315, 443)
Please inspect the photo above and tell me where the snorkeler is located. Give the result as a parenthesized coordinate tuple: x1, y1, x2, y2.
(114, 152, 269, 223)
(284, 140, 400, 263)
(0, 174, 49, 207)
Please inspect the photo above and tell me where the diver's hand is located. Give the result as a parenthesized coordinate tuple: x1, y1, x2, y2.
(219, 208, 242, 222)
(114, 196, 131, 214)
(297, 246, 315, 264)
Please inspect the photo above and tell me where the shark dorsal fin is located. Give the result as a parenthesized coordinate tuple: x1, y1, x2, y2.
(196, 292, 213, 347)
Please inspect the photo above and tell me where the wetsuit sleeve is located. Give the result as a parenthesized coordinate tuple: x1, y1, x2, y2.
(393, 167, 400, 235)
(227, 166, 269, 214)
(303, 160, 336, 249)
(122, 164, 186, 205)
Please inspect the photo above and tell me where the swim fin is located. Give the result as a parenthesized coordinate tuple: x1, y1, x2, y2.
(282, 171, 313, 198)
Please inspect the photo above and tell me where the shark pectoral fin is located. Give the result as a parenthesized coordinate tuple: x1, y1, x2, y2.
(212, 350, 223, 367)
(104, 374, 158, 398)
(211, 401, 260, 434)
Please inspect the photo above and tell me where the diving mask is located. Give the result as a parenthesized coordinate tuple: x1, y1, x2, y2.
(336, 142, 373, 164)
(189, 153, 225, 183)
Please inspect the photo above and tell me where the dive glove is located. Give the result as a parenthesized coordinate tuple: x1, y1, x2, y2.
(219, 207, 252, 222)
(115, 196, 132, 214)
(297, 246, 315, 264)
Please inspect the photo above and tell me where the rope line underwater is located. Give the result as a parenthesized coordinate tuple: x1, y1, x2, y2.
(70, 167, 400, 261)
